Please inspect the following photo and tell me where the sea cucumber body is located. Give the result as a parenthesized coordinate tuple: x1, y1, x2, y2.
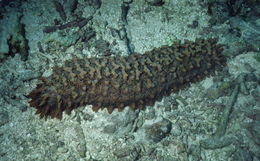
(28, 38, 225, 119)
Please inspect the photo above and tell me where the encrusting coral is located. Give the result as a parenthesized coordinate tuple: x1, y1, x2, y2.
(28, 38, 226, 119)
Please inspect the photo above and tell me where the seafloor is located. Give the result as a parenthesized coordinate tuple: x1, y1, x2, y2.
(0, 0, 259, 161)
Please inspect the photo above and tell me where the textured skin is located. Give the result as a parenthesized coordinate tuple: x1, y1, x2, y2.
(28, 38, 226, 119)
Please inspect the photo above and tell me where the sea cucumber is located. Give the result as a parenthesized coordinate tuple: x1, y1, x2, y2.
(28, 38, 226, 119)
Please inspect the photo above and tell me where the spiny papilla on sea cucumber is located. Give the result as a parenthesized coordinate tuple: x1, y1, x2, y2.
(28, 38, 226, 120)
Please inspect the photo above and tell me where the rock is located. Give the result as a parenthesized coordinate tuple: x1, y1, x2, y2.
(74, 127, 87, 158)
(7, 14, 29, 61)
(57, 141, 65, 148)
(171, 123, 182, 136)
(251, 88, 260, 103)
(200, 135, 234, 149)
(145, 118, 172, 143)
(93, 39, 111, 55)
(103, 124, 117, 134)
(69, 0, 78, 14)
(16, 103, 28, 112)
(249, 142, 260, 159)
(0, 111, 9, 126)
(187, 20, 199, 29)
(205, 81, 232, 99)
(188, 144, 201, 161)
(144, 108, 156, 120)
(44, 32, 80, 47)
(256, 18, 260, 26)
(82, 113, 94, 121)
(244, 121, 260, 146)
(229, 17, 260, 50)
(0, 156, 9, 161)
(244, 109, 260, 121)
(163, 96, 178, 111)
(231, 147, 253, 161)
(64, 125, 87, 158)
(146, 0, 164, 6)
(0, 36, 9, 57)
(80, 27, 95, 42)
(123, 0, 133, 4)
(52, 0, 67, 21)
(19, 70, 39, 81)
(113, 146, 140, 161)
(176, 143, 186, 154)
(207, 2, 229, 24)
(0, 9, 28, 62)
(87, 0, 101, 9)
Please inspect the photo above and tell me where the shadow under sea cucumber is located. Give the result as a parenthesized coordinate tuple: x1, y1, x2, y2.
(28, 38, 226, 120)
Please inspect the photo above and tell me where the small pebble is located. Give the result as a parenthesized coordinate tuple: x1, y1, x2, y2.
(145, 118, 172, 142)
